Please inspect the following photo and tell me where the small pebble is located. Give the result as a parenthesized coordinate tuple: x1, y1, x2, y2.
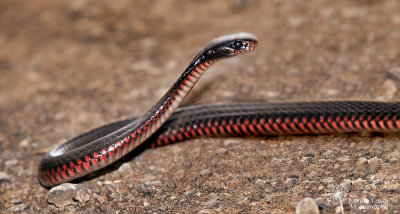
(73, 187, 91, 204)
(199, 209, 213, 214)
(47, 183, 77, 208)
(356, 157, 368, 168)
(296, 197, 319, 214)
(0, 201, 5, 211)
(0, 172, 11, 184)
(7, 204, 28, 212)
(118, 162, 133, 173)
(254, 179, 265, 187)
(314, 197, 329, 211)
(338, 156, 350, 162)
(335, 205, 344, 214)
(203, 196, 220, 207)
(158, 206, 168, 211)
(18, 138, 30, 149)
(352, 178, 365, 191)
(164, 180, 177, 191)
(322, 177, 334, 183)
(339, 179, 351, 190)
(223, 139, 242, 146)
(4, 159, 18, 167)
(367, 157, 381, 171)
(95, 195, 108, 204)
(183, 159, 192, 169)
(174, 169, 186, 180)
(136, 182, 151, 194)
(10, 198, 21, 205)
(216, 148, 228, 156)
(379, 79, 397, 100)
(200, 169, 213, 177)
(322, 150, 334, 157)
(304, 153, 315, 158)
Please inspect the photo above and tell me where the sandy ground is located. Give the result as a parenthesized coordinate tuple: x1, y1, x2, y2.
(0, 0, 400, 213)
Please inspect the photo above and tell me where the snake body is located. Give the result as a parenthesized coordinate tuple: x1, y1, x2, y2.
(39, 32, 258, 187)
(39, 33, 400, 188)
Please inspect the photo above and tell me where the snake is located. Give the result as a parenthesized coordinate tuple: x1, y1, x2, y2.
(39, 32, 400, 188)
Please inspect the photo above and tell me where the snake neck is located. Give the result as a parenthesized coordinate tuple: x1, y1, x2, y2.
(137, 54, 218, 142)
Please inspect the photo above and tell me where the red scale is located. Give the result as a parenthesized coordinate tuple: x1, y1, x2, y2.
(82, 162, 91, 171)
(67, 168, 75, 177)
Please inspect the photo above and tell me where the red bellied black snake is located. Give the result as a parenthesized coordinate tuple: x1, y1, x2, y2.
(39, 32, 400, 188)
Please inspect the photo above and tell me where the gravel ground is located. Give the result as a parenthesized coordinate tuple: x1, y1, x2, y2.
(0, 0, 399, 213)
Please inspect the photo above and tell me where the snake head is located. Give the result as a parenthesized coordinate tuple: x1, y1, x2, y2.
(204, 32, 258, 58)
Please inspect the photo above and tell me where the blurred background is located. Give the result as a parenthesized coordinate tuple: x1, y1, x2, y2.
(0, 0, 399, 213)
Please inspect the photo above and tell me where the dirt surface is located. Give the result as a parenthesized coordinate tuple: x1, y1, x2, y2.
(1, 0, 400, 213)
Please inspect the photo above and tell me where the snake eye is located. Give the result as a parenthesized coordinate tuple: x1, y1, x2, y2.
(235, 41, 243, 48)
